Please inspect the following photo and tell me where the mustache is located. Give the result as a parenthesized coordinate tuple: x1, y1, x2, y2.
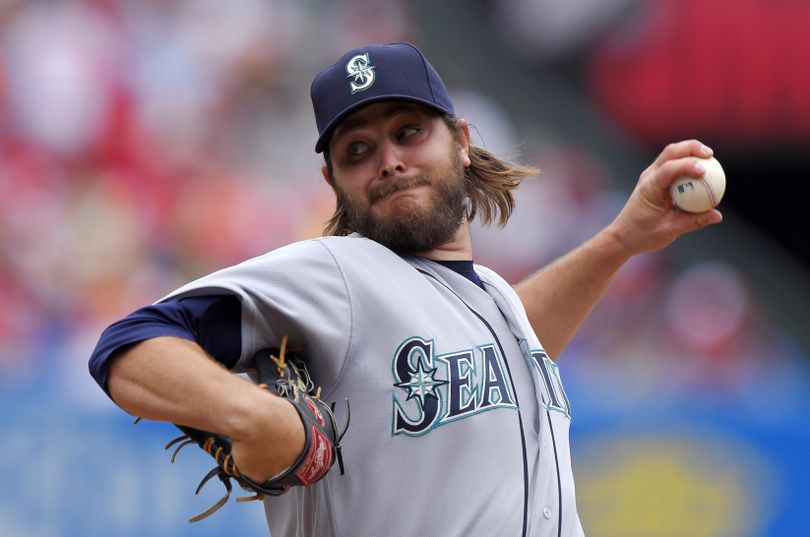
(368, 175, 431, 204)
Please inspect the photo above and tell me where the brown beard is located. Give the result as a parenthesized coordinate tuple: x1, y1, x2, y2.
(335, 151, 467, 253)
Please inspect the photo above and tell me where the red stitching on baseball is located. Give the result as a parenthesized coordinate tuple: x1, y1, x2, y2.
(702, 177, 717, 207)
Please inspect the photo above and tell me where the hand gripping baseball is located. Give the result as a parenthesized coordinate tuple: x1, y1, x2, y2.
(163, 338, 351, 522)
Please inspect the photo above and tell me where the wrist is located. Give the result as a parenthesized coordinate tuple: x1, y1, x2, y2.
(227, 387, 307, 482)
(224, 383, 276, 439)
(590, 224, 635, 268)
(227, 384, 304, 446)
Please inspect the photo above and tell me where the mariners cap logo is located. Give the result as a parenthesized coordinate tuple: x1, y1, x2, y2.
(346, 53, 375, 94)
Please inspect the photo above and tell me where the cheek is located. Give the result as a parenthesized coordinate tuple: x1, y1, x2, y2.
(419, 141, 459, 174)
(332, 176, 367, 203)
(333, 164, 375, 193)
(334, 179, 372, 213)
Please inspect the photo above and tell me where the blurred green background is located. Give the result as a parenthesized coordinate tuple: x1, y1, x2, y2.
(2, 1, 808, 536)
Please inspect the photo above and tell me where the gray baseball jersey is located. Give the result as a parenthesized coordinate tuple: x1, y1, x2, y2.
(163, 234, 585, 537)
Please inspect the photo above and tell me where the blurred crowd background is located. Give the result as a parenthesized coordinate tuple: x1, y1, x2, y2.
(1, 1, 808, 536)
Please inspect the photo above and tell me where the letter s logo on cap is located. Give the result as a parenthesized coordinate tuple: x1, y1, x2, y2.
(346, 53, 375, 94)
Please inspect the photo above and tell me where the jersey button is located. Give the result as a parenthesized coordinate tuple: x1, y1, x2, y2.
(543, 507, 552, 519)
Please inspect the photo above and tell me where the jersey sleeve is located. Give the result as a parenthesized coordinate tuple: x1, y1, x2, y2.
(88, 294, 242, 396)
(158, 238, 353, 386)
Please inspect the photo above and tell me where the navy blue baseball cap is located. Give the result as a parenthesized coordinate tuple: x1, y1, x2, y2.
(310, 42, 455, 153)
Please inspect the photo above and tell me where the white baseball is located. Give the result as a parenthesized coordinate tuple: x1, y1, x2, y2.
(669, 156, 726, 213)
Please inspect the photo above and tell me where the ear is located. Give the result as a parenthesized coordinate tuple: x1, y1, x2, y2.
(456, 119, 471, 167)
(321, 164, 334, 186)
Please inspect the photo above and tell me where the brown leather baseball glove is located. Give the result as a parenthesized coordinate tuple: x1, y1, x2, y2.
(164, 338, 350, 522)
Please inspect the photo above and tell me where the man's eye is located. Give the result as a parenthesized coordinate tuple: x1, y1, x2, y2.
(347, 142, 368, 158)
(397, 126, 421, 141)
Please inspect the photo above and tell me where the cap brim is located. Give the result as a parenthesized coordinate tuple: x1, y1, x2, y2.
(314, 95, 453, 153)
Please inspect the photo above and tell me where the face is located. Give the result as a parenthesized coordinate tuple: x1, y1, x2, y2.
(325, 102, 471, 253)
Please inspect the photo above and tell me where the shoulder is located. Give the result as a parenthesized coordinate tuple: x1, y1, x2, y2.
(309, 234, 412, 270)
(313, 234, 394, 255)
(224, 235, 373, 273)
(255, 234, 388, 262)
(158, 238, 343, 301)
(249, 235, 406, 277)
(162, 235, 398, 300)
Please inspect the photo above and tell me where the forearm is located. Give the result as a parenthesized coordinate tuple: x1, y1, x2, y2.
(108, 336, 280, 439)
(516, 141, 723, 359)
(108, 336, 305, 483)
(515, 225, 630, 359)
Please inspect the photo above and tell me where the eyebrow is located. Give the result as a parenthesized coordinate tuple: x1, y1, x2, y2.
(331, 103, 425, 142)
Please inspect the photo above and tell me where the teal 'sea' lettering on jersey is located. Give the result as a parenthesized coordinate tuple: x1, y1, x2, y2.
(531, 350, 572, 418)
(479, 344, 514, 409)
(391, 337, 445, 436)
(392, 337, 517, 437)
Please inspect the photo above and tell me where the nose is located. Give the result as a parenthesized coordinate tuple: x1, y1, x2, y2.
(377, 141, 406, 179)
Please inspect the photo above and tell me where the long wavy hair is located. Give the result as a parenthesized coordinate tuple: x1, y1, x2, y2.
(321, 114, 539, 236)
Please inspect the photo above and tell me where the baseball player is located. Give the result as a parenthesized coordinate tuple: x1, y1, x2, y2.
(89, 42, 722, 536)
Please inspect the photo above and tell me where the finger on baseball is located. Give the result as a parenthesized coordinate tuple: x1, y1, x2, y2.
(653, 139, 713, 169)
(651, 155, 709, 192)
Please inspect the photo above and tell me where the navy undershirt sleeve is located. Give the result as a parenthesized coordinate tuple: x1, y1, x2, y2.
(88, 294, 242, 397)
